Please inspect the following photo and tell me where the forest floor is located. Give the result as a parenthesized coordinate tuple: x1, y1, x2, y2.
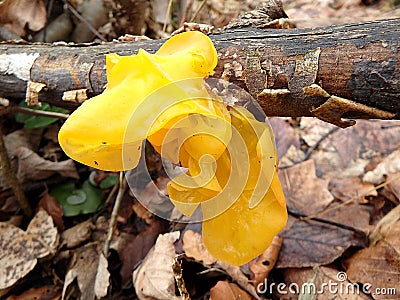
(0, 0, 399, 299)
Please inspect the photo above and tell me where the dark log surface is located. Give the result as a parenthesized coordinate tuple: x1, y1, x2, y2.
(0, 18, 399, 122)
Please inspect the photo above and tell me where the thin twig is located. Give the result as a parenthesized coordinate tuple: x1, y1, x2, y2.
(103, 172, 126, 257)
(0, 104, 69, 119)
(62, 0, 106, 41)
(16, 106, 69, 119)
(280, 126, 340, 170)
(288, 208, 367, 237)
(163, 0, 174, 33)
(179, 0, 194, 26)
(104, 178, 119, 205)
(381, 124, 400, 129)
(43, 0, 55, 42)
(0, 120, 33, 218)
(303, 127, 340, 161)
(189, 0, 207, 22)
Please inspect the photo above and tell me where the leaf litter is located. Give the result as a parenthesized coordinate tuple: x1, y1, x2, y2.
(61, 243, 110, 300)
(2, 101, 400, 299)
(0, 209, 58, 289)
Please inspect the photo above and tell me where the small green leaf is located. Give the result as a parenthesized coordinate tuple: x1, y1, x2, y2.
(99, 175, 118, 189)
(66, 190, 87, 205)
(15, 101, 68, 129)
(50, 180, 104, 217)
(88, 171, 97, 186)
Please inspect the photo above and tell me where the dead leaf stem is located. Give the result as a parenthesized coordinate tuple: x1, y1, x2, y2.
(163, 0, 174, 32)
(104, 177, 119, 205)
(15, 106, 69, 119)
(62, 0, 106, 41)
(103, 171, 126, 257)
(0, 121, 33, 217)
(280, 126, 340, 170)
(303, 174, 400, 221)
(288, 208, 368, 237)
(189, 0, 207, 22)
(179, 0, 194, 26)
(0, 103, 69, 119)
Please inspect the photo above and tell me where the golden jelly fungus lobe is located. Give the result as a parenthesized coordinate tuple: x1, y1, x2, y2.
(58, 31, 221, 171)
(58, 31, 287, 266)
(167, 106, 287, 264)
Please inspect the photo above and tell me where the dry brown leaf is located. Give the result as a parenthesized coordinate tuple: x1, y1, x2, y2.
(41, 142, 62, 161)
(363, 150, 400, 184)
(26, 210, 59, 259)
(279, 159, 334, 215)
(286, 0, 400, 28)
(4, 130, 32, 155)
(300, 117, 336, 147)
(277, 215, 366, 268)
(281, 266, 370, 299)
(331, 121, 400, 164)
(279, 144, 307, 168)
(249, 236, 283, 289)
(216, 262, 260, 300)
(0, 223, 36, 290)
(318, 200, 371, 231)
(60, 219, 94, 249)
(369, 205, 400, 246)
(37, 193, 64, 231)
(0, 0, 46, 36)
(61, 243, 110, 300)
(5, 285, 61, 300)
(345, 221, 400, 299)
(182, 229, 217, 265)
(0, 130, 32, 190)
(132, 231, 181, 300)
(94, 253, 109, 299)
(0, 209, 59, 289)
(182, 229, 260, 299)
(210, 281, 253, 300)
(329, 177, 377, 202)
(132, 200, 154, 225)
(43, 124, 61, 144)
(386, 173, 400, 201)
(0, 196, 22, 213)
(111, 220, 168, 287)
(136, 178, 175, 219)
(145, 142, 163, 174)
(15, 147, 79, 182)
(269, 117, 300, 159)
(302, 120, 400, 178)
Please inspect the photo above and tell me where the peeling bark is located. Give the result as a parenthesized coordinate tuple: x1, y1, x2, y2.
(0, 18, 399, 121)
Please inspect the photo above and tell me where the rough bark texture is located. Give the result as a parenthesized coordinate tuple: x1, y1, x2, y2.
(0, 18, 399, 123)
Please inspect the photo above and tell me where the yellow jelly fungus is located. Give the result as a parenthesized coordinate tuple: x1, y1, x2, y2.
(58, 31, 227, 171)
(58, 31, 287, 266)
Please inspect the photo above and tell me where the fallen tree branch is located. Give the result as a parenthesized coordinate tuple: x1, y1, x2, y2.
(0, 18, 399, 124)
